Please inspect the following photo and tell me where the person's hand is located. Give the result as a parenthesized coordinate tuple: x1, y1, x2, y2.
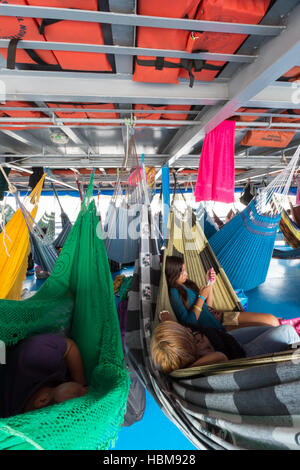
(199, 286, 211, 299)
(205, 268, 216, 286)
(159, 311, 173, 322)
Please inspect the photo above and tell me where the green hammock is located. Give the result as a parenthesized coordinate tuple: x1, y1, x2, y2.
(0, 174, 130, 450)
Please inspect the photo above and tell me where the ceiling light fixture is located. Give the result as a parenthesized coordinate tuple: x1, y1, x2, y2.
(50, 132, 69, 145)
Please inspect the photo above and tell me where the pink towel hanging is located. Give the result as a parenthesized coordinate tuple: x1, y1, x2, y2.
(194, 120, 236, 203)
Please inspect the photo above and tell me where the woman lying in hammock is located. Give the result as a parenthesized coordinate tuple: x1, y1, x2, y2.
(151, 315, 299, 373)
(1, 333, 88, 418)
(166, 256, 282, 331)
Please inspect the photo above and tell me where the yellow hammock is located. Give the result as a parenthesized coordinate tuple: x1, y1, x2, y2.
(0, 175, 45, 300)
(155, 208, 243, 329)
(279, 209, 300, 249)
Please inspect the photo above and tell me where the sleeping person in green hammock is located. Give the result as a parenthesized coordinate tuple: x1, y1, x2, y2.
(166, 255, 283, 331)
(1, 333, 89, 418)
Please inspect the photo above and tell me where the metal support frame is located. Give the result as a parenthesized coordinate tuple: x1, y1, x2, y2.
(235, 168, 282, 183)
(0, 39, 256, 64)
(1, 71, 299, 109)
(0, 2, 299, 187)
(0, 72, 227, 105)
(1, 117, 300, 128)
(0, 4, 284, 36)
(5, 163, 77, 190)
(109, 0, 136, 75)
(0, 105, 200, 115)
(0, 155, 291, 170)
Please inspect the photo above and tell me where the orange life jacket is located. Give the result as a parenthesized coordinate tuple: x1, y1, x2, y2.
(0, 100, 47, 129)
(46, 102, 118, 126)
(235, 107, 268, 122)
(279, 66, 300, 82)
(0, 0, 59, 69)
(0, 0, 114, 72)
(133, 104, 191, 125)
(240, 130, 295, 148)
(179, 0, 271, 83)
(133, 0, 271, 87)
(132, 0, 200, 85)
(162, 105, 192, 121)
(240, 110, 300, 148)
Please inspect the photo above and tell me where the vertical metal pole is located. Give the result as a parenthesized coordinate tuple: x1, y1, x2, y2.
(162, 164, 170, 241)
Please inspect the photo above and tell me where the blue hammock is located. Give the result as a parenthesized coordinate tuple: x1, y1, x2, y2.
(272, 246, 300, 259)
(209, 199, 281, 291)
(104, 202, 140, 264)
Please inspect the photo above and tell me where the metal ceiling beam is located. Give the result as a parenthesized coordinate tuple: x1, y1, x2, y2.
(1, 155, 290, 169)
(1, 117, 300, 128)
(235, 168, 282, 183)
(0, 71, 227, 105)
(0, 4, 284, 36)
(109, 0, 136, 75)
(0, 106, 200, 115)
(234, 111, 300, 119)
(159, 2, 300, 175)
(249, 83, 300, 109)
(5, 163, 77, 190)
(1, 70, 299, 109)
(0, 39, 256, 64)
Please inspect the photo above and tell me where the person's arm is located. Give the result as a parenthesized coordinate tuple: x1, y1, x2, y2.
(171, 287, 209, 323)
(204, 268, 216, 308)
(171, 287, 224, 329)
(64, 338, 87, 385)
(192, 285, 211, 319)
(190, 351, 228, 367)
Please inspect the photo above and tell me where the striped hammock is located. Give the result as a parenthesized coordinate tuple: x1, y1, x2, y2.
(272, 246, 300, 259)
(279, 209, 300, 249)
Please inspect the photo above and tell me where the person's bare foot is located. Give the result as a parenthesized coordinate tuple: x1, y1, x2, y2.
(159, 311, 173, 322)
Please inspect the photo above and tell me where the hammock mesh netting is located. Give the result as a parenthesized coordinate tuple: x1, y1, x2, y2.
(0, 174, 130, 450)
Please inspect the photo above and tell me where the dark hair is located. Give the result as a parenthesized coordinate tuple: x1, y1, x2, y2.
(165, 256, 199, 309)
